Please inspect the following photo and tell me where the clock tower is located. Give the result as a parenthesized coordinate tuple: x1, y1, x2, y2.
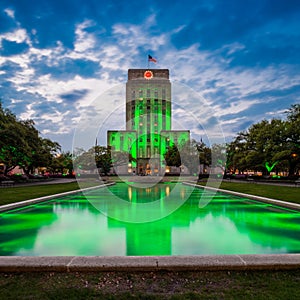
(108, 68, 190, 175)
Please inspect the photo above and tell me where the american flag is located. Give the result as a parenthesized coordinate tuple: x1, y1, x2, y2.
(148, 54, 157, 63)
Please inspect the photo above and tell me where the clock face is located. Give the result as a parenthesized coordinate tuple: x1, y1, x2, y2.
(144, 70, 153, 80)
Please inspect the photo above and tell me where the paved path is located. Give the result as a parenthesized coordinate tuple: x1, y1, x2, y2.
(223, 178, 299, 187)
(13, 178, 77, 187)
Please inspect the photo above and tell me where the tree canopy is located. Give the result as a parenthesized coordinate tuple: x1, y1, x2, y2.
(0, 102, 61, 175)
(1, 101, 299, 178)
(226, 104, 300, 176)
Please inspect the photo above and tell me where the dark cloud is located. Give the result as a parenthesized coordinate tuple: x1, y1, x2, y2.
(0, 60, 23, 73)
(198, 116, 220, 130)
(60, 89, 89, 102)
(231, 120, 254, 134)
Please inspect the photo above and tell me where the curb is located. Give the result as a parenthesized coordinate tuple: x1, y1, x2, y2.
(0, 254, 299, 272)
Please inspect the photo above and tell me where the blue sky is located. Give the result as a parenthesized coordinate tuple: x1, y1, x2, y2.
(0, 0, 299, 151)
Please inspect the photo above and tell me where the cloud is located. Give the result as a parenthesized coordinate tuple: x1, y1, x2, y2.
(0, 1, 299, 150)
(60, 89, 89, 102)
(4, 8, 15, 19)
(74, 20, 97, 53)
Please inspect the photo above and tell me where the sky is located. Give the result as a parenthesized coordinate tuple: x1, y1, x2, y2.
(0, 0, 300, 151)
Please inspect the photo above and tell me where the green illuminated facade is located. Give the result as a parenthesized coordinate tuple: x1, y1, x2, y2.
(108, 69, 190, 175)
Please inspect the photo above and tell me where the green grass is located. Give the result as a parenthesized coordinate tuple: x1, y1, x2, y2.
(1, 179, 300, 207)
(0, 181, 99, 206)
(199, 181, 300, 204)
(0, 270, 300, 299)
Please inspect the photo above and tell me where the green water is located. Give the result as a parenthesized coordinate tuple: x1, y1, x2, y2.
(0, 183, 300, 256)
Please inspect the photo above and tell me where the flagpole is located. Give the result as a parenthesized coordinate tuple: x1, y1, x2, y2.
(147, 55, 149, 69)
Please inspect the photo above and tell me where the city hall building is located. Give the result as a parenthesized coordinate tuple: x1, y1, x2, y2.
(107, 69, 190, 175)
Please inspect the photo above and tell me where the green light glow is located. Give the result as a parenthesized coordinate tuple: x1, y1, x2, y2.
(108, 71, 190, 174)
(265, 161, 279, 172)
(1, 184, 300, 256)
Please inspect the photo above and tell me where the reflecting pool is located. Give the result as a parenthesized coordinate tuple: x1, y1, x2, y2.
(0, 183, 300, 256)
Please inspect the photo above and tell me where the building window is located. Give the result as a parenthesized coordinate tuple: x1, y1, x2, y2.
(146, 89, 150, 97)
(139, 147, 143, 157)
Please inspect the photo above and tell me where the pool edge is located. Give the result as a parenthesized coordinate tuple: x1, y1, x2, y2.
(0, 182, 116, 213)
(0, 254, 299, 272)
(183, 181, 300, 211)
(1, 181, 299, 272)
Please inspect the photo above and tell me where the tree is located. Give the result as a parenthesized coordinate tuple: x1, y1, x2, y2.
(284, 104, 300, 175)
(51, 151, 73, 175)
(95, 146, 112, 175)
(226, 104, 300, 176)
(164, 144, 181, 167)
(74, 146, 114, 176)
(0, 102, 61, 175)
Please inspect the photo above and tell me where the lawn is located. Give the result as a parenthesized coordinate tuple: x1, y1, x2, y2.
(0, 179, 300, 206)
(0, 270, 300, 299)
(0, 181, 100, 206)
(201, 181, 300, 204)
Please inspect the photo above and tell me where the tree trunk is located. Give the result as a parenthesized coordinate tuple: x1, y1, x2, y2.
(288, 161, 296, 177)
